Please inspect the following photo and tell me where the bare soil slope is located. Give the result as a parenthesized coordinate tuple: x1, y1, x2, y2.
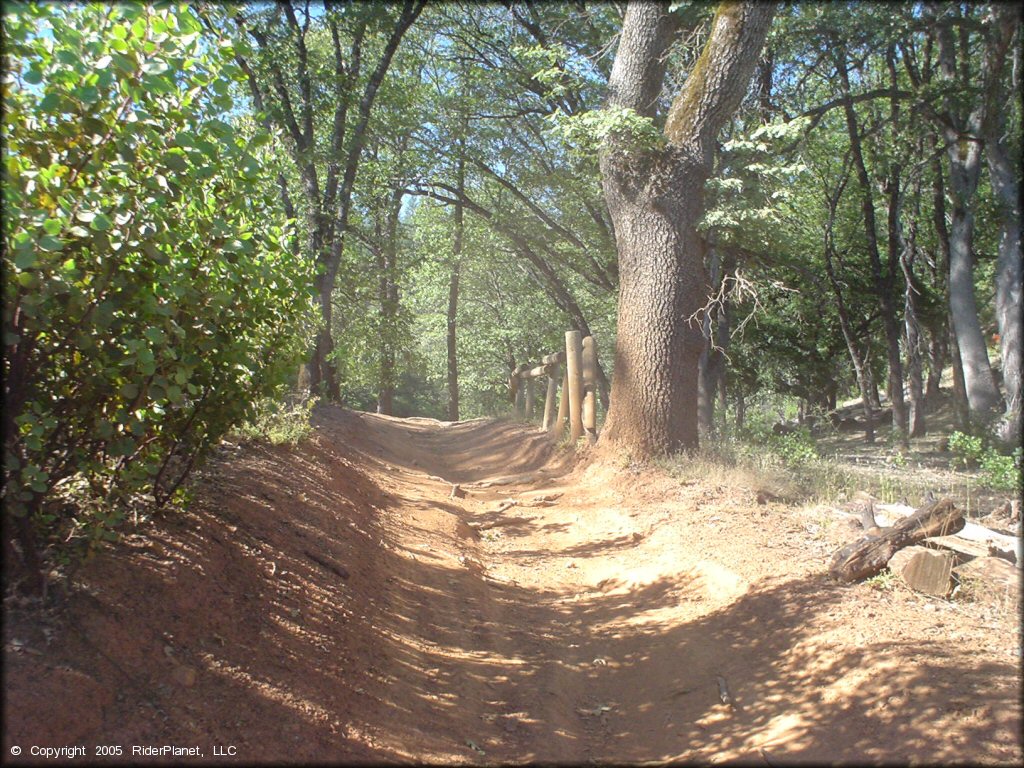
(4, 405, 1021, 764)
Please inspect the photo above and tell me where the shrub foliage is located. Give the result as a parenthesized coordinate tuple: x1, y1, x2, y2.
(2, 3, 315, 584)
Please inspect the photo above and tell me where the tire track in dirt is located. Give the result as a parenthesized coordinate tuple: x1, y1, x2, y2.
(343, 412, 594, 763)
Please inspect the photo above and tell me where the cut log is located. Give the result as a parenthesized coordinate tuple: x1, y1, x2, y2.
(887, 546, 954, 597)
(828, 498, 964, 583)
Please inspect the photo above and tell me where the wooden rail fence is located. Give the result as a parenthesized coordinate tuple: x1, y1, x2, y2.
(509, 330, 600, 443)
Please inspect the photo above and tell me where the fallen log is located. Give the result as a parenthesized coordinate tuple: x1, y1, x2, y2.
(828, 498, 964, 583)
(875, 502, 1021, 564)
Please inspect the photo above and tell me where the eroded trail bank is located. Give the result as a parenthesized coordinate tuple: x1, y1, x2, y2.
(4, 406, 1021, 764)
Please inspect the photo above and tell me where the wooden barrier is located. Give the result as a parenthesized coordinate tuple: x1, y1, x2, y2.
(508, 331, 599, 442)
(582, 335, 598, 443)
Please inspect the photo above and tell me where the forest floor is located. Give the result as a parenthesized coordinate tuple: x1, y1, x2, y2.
(4, 404, 1022, 765)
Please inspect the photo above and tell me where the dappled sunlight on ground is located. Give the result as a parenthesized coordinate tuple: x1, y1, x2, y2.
(4, 404, 1020, 764)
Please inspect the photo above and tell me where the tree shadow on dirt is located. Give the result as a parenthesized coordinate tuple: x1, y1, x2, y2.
(370, 551, 1020, 764)
(7, 412, 1018, 765)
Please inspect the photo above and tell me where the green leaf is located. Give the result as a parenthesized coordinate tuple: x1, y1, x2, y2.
(162, 150, 188, 172)
(90, 213, 112, 231)
(75, 85, 100, 104)
(39, 93, 61, 112)
(39, 235, 64, 252)
(43, 218, 63, 235)
(142, 60, 169, 76)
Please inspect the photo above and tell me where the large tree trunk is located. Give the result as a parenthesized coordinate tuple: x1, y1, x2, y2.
(602, 153, 708, 454)
(936, 15, 1002, 418)
(982, 5, 1023, 445)
(987, 132, 1023, 445)
(599, 2, 774, 456)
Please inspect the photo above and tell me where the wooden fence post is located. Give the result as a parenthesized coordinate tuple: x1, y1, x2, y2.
(511, 363, 528, 418)
(524, 376, 534, 421)
(582, 335, 597, 442)
(543, 364, 559, 431)
(553, 367, 569, 437)
(566, 330, 584, 441)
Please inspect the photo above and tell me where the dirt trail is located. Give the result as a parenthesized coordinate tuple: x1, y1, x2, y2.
(4, 406, 1021, 765)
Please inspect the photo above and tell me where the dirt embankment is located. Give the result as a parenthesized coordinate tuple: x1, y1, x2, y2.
(4, 405, 1021, 764)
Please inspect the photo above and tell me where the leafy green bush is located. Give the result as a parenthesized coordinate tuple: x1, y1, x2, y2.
(768, 429, 819, 467)
(948, 431, 985, 469)
(948, 432, 1023, 492)
(979, 448, 1023, 493)
(2, 3, 315, 579)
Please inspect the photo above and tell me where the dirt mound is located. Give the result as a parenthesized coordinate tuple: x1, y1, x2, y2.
(4, 405, 1021, 764)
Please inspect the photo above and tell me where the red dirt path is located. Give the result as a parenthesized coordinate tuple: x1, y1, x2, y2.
(4, 405, 1021, 764)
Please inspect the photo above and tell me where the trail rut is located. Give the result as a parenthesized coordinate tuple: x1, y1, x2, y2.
(4, 405, 1020, 765)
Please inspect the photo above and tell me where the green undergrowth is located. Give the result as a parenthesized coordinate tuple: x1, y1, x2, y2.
(655, 422, 1020, 511)
(231, 395, 318, 446)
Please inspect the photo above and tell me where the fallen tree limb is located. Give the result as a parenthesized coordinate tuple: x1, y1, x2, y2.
(828, 498, 964, 583)
(875, 502, 1021, 562)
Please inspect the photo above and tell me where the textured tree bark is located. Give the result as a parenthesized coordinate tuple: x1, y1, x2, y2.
(936, 15, 1001, 417)
(599, 2, 774, 456)
(988, 134, 1023, 445)
(982, 5, 1023, 445)
(828, 499, 964, 583)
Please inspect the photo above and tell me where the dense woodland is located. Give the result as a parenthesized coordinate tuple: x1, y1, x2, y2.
(3, 1, 1022, 587)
